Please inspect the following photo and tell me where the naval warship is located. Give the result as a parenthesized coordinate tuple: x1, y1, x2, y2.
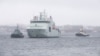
(27, 11, 61, 38)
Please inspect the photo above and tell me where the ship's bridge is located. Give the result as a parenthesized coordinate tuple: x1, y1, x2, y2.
(30, 21, 50, 23)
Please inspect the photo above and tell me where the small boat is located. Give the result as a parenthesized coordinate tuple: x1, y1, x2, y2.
(76, 32, 89, 36)
(11, 25, 24, 38)
(75, 27, 89, 36)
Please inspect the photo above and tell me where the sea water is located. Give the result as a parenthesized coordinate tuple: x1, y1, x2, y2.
(0, 28, 100, 56)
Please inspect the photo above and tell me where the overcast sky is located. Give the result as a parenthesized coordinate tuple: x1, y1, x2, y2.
(0, 0, 100, 26)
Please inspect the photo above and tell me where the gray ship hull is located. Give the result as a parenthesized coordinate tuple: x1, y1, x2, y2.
(27, 29, 60, 38)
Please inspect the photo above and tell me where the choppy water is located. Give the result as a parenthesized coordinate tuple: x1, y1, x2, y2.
(0, 29, 100, 56)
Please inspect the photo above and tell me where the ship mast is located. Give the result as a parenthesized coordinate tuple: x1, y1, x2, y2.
(39, 12, 42, 20)
(39, 10, 48, 20)
(16, 24, 19, 30)
(43, 10, 47, 20)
